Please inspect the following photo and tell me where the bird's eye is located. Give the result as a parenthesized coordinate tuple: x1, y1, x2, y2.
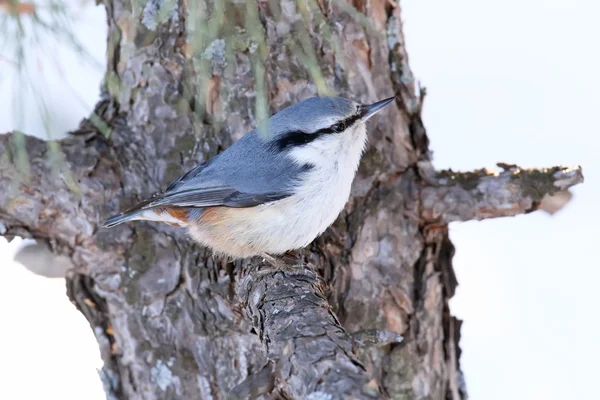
(332, 122, 345, 133)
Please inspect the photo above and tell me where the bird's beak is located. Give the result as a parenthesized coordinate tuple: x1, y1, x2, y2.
(359, 96, 396, 121)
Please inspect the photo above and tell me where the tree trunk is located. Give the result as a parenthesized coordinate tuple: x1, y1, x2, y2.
(0, 1, 582, 399)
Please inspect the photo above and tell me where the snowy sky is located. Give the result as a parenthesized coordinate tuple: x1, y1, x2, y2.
(0, 1, 598, 399)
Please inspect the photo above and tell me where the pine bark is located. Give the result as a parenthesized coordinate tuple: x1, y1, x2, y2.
(0, 0, 582, 399)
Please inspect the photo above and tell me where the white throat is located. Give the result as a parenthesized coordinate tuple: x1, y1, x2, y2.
(288, 123, 368, 174)
(285, 123, 368, 239)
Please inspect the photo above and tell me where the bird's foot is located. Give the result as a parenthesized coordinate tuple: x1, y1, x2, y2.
(256, 253, 306, 275)
(260, 253, 292, 269)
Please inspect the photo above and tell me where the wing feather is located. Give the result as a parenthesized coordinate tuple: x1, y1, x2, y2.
(119, 131, 306, 214)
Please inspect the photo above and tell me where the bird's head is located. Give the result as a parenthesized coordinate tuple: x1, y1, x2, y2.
(265, 96, 396, 166)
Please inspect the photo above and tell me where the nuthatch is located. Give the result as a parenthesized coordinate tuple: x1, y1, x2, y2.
(103, 96, 396, 259)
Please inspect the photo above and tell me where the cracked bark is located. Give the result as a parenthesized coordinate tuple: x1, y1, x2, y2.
(0, 0, 583, 399)
(235, 263, 382, 399)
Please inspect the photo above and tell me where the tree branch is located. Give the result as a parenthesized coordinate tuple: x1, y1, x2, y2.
(421, 164, 584, 224)
(1, 132, 93, 238)
(0, 128, 126, 272)
(236, 262, 385, 399)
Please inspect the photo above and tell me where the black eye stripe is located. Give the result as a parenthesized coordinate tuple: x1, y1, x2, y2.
(273, 111, 362, 150)
(273, 130, 323, 150)
(339, 112, 362, 129)
(313, 112, 362, 135)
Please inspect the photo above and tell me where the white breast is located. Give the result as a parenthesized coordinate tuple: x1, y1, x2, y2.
(282, 126, 367, 243)
(189, 124, 368, 258)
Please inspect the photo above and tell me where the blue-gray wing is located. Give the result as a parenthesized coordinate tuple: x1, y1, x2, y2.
(138, 132, 308, 210)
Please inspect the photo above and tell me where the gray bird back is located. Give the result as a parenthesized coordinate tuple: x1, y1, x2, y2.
(130, 97, 357, 210)
(172, 131, 309, 203)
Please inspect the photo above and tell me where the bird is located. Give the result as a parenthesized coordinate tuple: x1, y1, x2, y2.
(103, 95, 396, 261)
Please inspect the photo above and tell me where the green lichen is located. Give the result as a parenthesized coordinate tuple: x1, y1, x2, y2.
(8, 131, 30, 180)
(177, 348, 198, 372)
(134, 25, 160, 47)
(436, 168, 492, 192)
(358, 147, 384, 176)
(175, 134, 197, 152)
(384, 345, 418, 400)
(164, 161, 183, 185)
(172, 97, 192, 115)
(231, 28, 251, 52)
(510, 167, 562, 201)
(124, 281, 139, 305)
(105, 71, 123, 101)
(47, 141, 80, 195)
(130, 230, 156, 272)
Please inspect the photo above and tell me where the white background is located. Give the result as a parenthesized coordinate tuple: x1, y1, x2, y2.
(0, 1, 598, 399)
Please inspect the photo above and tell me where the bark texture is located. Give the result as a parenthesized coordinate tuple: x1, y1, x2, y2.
(0, 0, 583, 399)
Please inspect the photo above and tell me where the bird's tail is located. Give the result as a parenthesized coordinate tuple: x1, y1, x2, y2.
(102, 211, 142, 228)
(102, 196, 158, 228)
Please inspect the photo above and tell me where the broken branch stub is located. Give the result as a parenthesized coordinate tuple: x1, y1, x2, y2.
(421, 165, 583, 224)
